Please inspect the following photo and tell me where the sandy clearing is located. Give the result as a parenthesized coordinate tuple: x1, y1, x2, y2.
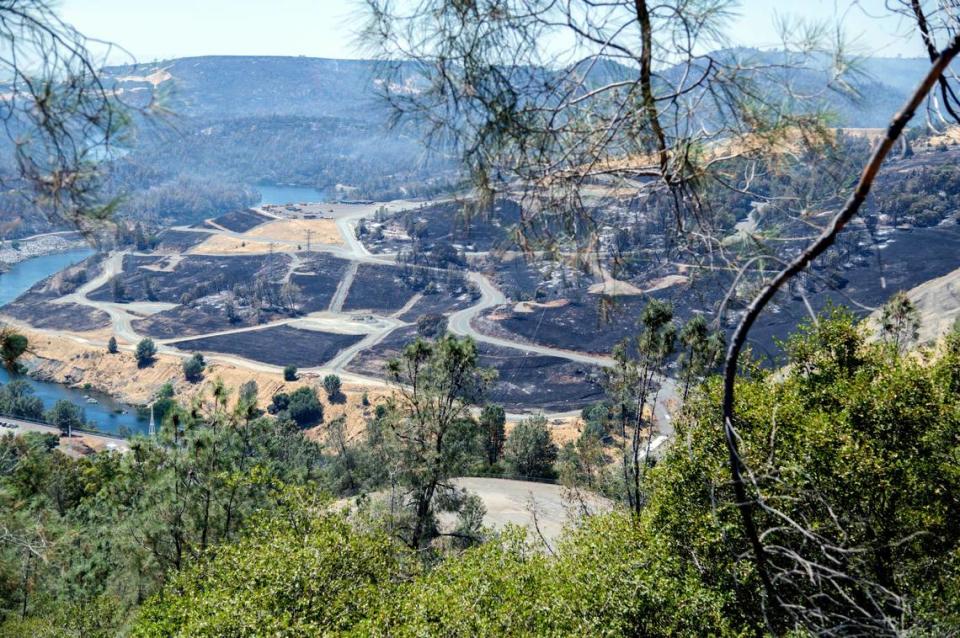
(17, 326, 395, 427)
(189, 235, 281, 255)
(587, 278, 645, 296)
(116, 68, 172, 86)
(244, 218, 344, 245)
(643, 273, 689, 293)
(512, 299, 569, 313)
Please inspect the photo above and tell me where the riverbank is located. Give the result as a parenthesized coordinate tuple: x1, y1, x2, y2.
(17, 326, 392, 439)
(0, 232, 89, 270)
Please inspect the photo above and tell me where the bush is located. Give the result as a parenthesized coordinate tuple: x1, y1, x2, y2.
(0, 380, 43, 420)
(416, 314, 448, 339)
(182, 353, 206, 383)
(271, 387, 323, 428)
(45, 400, 85, 436)
(283, 365, 298, 381)
(134, 501, 408, 637)
(503, 415, 558, 479)
(135, 338, 157, 368)
(322, 374, 343, 402)
(107, 336, 118, 354)
(0, 329, 29, 371)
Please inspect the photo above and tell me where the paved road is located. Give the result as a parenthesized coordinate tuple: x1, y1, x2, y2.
(328, 261, 358, 313)
(445, 477, 611, 544)
(8, 198, 682, 447)
(0, 416, 129, 452)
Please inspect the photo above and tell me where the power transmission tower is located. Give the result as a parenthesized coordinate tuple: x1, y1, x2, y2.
(148, 402, 156, 437)
(305, 228, 313, 252)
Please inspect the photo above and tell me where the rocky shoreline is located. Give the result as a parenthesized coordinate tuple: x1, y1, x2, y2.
(0, 232, 88, 270)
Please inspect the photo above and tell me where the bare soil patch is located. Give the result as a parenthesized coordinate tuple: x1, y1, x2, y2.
(245, 219, 342, 245)
(190, 235, 279, 255)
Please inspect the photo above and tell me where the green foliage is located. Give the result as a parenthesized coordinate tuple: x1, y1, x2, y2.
(479, 404, 505, 466)
(651, 306, 960, 632)
(0, 385, 326, 634)
(381, 335, 495, 548)
(283, 364, 298, 381)
(181, 353, 206, 383)
(9, 310, 960, 635)
(0, 381, 44, 420)
(677, 314, 724, 400)
(271, 386, 323, 428)
(44, 400, 85, 436)
(366, 516, 731, 637)
(135, 338, 157, 368)
(322, 374, 342, 402)
(133, 491, 410, 637)
(106, 336, 118, 354)
(503, 415, 557, 479)
(0, 329, 28, 371)
(880, 290, 920, 352)
(134, 507, 732, 637)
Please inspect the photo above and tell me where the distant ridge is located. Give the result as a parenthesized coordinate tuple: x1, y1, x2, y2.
(103, 52, 943, 127)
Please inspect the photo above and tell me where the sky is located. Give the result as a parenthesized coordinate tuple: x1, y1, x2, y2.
(58, 0, 926, 64)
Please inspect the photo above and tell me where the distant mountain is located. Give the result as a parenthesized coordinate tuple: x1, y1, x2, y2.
(104, 52, 944, 128)
(106, 56, 390, 120)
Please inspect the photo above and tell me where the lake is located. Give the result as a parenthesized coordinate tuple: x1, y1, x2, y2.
(0, 249, 94, 307)
(0, 248, 150, 436)
(256, 184, 328, 206)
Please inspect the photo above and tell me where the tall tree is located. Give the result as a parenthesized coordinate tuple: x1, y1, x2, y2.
(677, 315, 724, 401)
(382, 335, 494, 549)
(479, 404, 506, 466)
(880, 291, 920, 352)
(606, 300, 676, 515)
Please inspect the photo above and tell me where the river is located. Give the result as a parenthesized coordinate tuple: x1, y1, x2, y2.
(256, 184, 328, 205)
(0, 248, 150, 436)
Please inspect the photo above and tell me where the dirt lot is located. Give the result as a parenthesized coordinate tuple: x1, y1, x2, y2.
(172, 324, 366, 368)
(480, 344, 606, 412)
(189, 235, 279, 255)
(343, 263, 470, 315)
(132, 301, 285, 339)
(245, 219, 343, 245)
(395, 292, 474, 323)
(365, 199, 521, 254)
(477, 293, 649, 354)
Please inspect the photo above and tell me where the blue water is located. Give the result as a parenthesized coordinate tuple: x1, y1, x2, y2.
(0, 249, 94, 306)
(256, 184, 327, 205)
(0, 248, 149, 436)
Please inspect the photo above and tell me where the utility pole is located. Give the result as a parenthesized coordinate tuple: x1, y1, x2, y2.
(305, 228, 313, 252)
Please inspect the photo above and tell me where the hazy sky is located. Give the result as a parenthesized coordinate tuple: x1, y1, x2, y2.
(58, 0, 926, 64)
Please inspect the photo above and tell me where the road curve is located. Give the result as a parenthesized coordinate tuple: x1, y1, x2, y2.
(8, 199, 682, 438)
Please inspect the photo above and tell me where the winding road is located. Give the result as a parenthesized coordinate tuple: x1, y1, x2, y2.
(11, 198, 681, 443)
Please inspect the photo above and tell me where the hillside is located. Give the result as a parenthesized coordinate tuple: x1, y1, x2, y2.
(107, 56, 391, 120)
(105, 52, 944, 127)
